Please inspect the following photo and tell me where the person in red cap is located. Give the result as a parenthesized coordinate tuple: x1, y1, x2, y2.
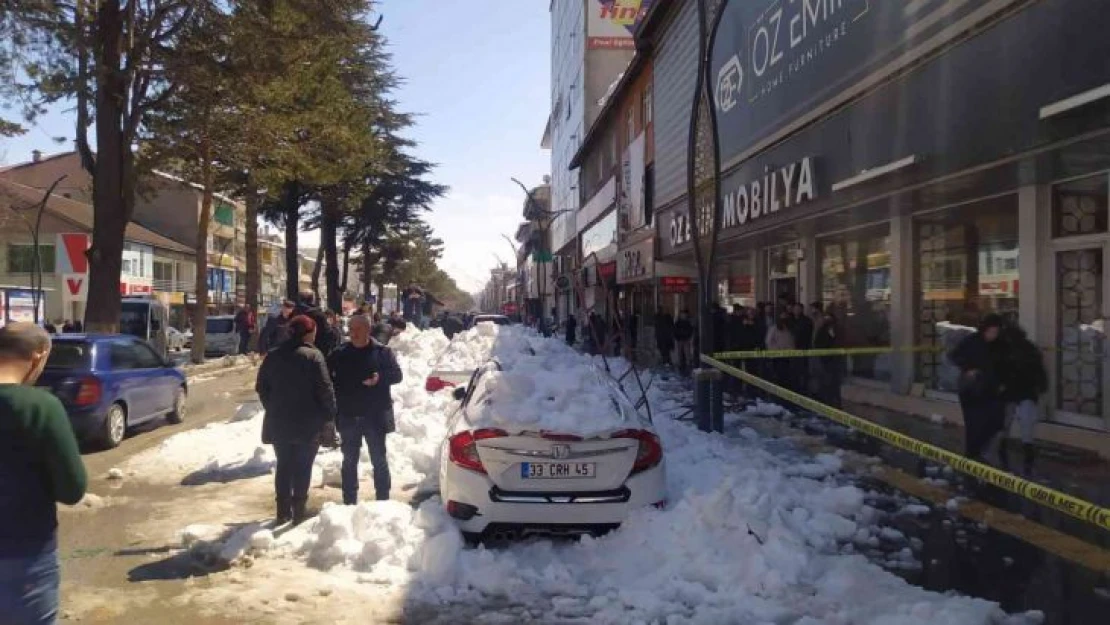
(255, 314, 338, 524)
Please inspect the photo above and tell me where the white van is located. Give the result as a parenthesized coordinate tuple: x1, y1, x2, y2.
(120, 297, 170, 359)
(204, 315, 240, 356)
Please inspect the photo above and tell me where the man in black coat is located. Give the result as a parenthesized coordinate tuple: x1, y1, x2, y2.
(258, 299, 295, 353)
(654, 309, 674, 367)
(950, 314, 1007, 461)
(790, 302, 815, 395)
(327, 314, 403, 503)
(295, 291, 340, 356)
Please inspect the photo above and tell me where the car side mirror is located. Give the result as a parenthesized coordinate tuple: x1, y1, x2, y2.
(452, 386, 467, 401)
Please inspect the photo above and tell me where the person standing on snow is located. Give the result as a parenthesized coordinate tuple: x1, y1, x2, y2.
(0, 323, 87, 625)
(256, 315, 338, 524)
(565, 312, 577, 347)
(949, 313, 1007, 462)
(327, 315, 403, 503)
(673, 310, 695, 374)
(234, 305, 256, 355)
(654, 308, 675, 367)
(813, 310, 844, 408)
(765, 312, 796, 390)
(998, 321, 1047, 473)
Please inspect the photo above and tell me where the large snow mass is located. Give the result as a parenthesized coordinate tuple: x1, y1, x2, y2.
(158, 325, 1037, 624)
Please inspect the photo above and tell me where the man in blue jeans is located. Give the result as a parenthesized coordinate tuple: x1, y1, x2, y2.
(326, 315, 403, 503)
(0, 323, 88, 624)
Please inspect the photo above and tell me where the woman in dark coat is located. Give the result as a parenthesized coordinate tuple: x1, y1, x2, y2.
(256, 315, 338, 524)
(949, 314, 1006, 461)
(999, 322, 1047, 473)
(813, 311, 844, 408)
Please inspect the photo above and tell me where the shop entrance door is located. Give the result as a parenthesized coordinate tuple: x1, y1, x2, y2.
(1051, 243, 1110, 430)
(770, 277, 797, 310)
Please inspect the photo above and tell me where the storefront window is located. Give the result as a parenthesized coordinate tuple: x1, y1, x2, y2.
(817, 224, 892, 381)
(767, 244, 799, 308)
(719, 253, 755, 307)
(581, 211, 618, 260)
(1053, 174, 1108, 238)
(915, 196, 1019, 392)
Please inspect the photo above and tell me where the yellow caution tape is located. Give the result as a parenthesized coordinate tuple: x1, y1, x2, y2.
(700, 354, 1110, 533)
(712, 345, 944, 360)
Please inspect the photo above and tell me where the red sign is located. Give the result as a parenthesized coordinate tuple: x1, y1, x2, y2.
(119, 282, 153, 296)
(502, 302, 518, 315)
(598, 262, 617, 281)
(66, 277, 84, 296)
(729, 275, 754, 294)
(661, 277, 692, 294)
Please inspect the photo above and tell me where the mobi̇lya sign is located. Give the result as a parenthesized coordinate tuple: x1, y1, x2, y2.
(670, 156, 817, 248)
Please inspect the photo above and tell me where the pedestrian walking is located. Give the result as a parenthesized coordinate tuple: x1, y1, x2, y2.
(654, 309, 675, 367)
(949, 314, 1006, 462)
(765, 312, 796, 390)
(0, 322, 87, 625)
(790, 302, 814, 394)
(673, 310, 695, 374)
(234, 305, 256, 355)
(256, 315, 338, 524)
(813, 311, 844, 408)
(998, 322, 1047, 473)
(565, 313, 577, 347)
(258, 299, 295, 353)
(327, 315, 403, 503)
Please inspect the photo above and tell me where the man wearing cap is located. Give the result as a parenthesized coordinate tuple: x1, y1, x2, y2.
(258, 299, 295, 353)
(327, 314, 403, 503)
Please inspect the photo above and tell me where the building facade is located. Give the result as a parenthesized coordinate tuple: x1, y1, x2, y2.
(643, 0, 1110, 456)
(548, 0, 650, 324)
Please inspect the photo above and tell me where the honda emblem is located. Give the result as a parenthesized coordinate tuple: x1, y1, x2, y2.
(551, 444, 571, 459)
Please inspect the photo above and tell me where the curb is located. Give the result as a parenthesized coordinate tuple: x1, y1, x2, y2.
(183, 360, 258, 380)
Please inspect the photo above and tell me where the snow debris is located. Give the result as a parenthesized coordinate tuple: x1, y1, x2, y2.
(162, 325, 1038, 624)
(929, 413, 946, 425)
(106, 468, 124, 480)
(899, 504, 932, 516)
(72, 493, 107, 509)
(231, 401, 264, 423)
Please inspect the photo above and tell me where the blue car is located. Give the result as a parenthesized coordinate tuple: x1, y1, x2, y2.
(36, 334, 188, 449)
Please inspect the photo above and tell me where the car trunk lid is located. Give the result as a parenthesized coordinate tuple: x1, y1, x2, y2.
(475, 431, 639, 492)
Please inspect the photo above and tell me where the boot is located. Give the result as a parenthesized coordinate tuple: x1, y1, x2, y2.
(291, 497, 309, 525)
(1023, 443, 1036, 476)
(275, 497, 292, 525)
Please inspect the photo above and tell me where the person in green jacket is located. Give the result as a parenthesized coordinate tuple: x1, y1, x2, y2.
(0, 322, 87, 625)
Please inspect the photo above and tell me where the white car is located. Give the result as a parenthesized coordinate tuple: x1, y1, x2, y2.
(438, 360, 666, 543)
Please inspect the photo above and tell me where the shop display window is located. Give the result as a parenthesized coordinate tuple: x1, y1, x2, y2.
(817, 224, 892, 381)
(915, 196, 1019, 392)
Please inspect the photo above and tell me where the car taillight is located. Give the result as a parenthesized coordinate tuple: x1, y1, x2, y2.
(74, 377, 102, 407)
(425, 376, 455, 393)
(448, 428, 507, 474)
(613, 429, 663, 474)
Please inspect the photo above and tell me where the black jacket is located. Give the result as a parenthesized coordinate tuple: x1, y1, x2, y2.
(327, 340, 403, 432)
(792, 315, 815, 350)
(949, 332, 1004, 398)
(654, 313, 674, 345)
(737, 321, 763, 350)
(814, 323, 844, 375)
(294, 304, 340, 356)
(674, 317, 695, 342)
(441, 315, 464, 339)
(1000, 327, 1047, 402)
(256, 341, 337, 444)
(258, 314, 290, 353)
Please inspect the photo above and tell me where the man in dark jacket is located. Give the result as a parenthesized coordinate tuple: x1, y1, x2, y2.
(999, 322, 1047, 473)
(565, 313, 577, 347)
(791, 302, 815, 395)
(234, 305, 256, 355)
(327, 314, 403, 503)
(295, 291, 340, 356)
(258, 300, 295, 353)
(441, 313, 465, 340)
(674, 310, 695, 374)
(949, 314, 1006, 461)
(256, 315, 337, 524)
(654, 309, 674, 367)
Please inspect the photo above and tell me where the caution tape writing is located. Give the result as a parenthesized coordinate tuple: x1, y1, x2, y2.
(700, 354, 1110, 532)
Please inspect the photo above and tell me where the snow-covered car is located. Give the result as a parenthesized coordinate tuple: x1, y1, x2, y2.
(466, 314, 510, 329)
(166, 327, 187, 352)
(438, 359, 666, 542)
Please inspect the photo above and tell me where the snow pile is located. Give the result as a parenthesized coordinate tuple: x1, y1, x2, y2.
(125, 410, 273, 483)
(465, 340, 637, 436)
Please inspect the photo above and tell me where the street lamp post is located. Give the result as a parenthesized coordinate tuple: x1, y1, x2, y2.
(511, 178, 573, 338)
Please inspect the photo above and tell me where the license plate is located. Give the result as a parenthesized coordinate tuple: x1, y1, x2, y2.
(520, 462, 596, 479)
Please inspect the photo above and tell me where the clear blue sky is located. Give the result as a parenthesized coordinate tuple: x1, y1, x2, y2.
(0, 0, 552, 293)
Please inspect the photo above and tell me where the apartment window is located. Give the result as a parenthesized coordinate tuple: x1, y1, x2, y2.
(1053, 173, 1108, 238)
(7, 244, 55, 273)
(214, 203, 235, 226)
(643, 84, 653, 125)
(627, 106, 635, 144)
(153, 261, 173, 283)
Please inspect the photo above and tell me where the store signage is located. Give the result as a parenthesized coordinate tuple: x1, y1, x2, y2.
(618, 238, 653, 284)
(587, 1, 652, 50)
(598, 261, 617, 281)
(669, 156, 816, 248)
(710, 0, 982, 163)
(660, 277, 692, 294)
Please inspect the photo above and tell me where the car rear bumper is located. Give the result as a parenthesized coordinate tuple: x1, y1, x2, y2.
(66, 406, 106, 441)
(441, 460, 666, 534)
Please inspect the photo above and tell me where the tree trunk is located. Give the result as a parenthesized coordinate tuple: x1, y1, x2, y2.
(361, 239, 373, 301)
(377, 283, 385, 315)
(244, 183, 260, 311)
(190, 156, 214, 364)
(340, 237, 351, 297)
(311, 244, 324, 305)
(83, 1, 127, 333)
(284, 208, 300, 301)
(322, 206, 341, 313)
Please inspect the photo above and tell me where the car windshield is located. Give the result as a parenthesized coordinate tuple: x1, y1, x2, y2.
(206, 318, 234, 333)
(119, 305, 148, 338)
(46, 341, 91, 369)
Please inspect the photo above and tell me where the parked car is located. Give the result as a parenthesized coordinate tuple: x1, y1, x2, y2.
(466, 314, 511, 329)
(167, 327, 187, 352)
(438, 360, 666, 543)
(35, 334, 188, 449)
(203, 315, 239, 356)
